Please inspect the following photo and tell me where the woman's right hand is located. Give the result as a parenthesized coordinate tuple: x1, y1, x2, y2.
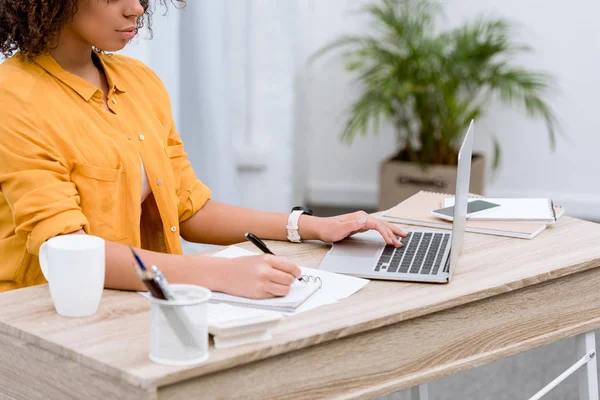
(215, 254, 301, 299)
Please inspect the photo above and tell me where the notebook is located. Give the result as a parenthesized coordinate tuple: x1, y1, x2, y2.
(210, 278, 322, 312)
(380, 191, 565, 240)
(207, 302, 282, 337)
(443, 197, 558, 223)
(207, 303, 282, 348)
(211, 246, 370, 315)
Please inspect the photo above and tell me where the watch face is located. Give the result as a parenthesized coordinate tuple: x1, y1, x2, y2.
(292, 206, 314, 216)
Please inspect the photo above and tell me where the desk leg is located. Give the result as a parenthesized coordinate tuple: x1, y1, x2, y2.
(577, 331, 599, 400)
(410, 384, 429, 400)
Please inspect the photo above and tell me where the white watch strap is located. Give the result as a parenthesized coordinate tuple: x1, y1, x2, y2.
(286, 210, 304, 243)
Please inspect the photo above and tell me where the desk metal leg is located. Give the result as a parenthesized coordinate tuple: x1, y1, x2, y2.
(410, 384, 429, 400)
(577, 331, 599, 400)
(528, 331, 598, 400)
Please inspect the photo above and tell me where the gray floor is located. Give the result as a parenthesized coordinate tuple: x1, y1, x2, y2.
(309, 203, 596, 399)
(380, 333, 592, 399)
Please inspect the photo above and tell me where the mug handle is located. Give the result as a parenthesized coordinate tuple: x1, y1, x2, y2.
(39, 242, 50, 282)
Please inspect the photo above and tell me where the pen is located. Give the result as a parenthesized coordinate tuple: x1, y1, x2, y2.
(130, 246, 168, 300)
(244, 232, 307, 284)
(130, 245, 148, 272)
(151, 265, 175, 300)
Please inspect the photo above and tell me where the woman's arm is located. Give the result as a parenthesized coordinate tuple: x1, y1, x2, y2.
(179, 200, 322, 245)
(71, 230, 301, 299)
(179, 199, 407, 247)
(102, 239, 221, 291)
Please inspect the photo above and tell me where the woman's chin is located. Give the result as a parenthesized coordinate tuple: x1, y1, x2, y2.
(95, 42, 129, 53)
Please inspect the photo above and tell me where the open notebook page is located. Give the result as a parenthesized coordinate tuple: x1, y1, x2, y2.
(210, 280, 321, 310)
(211, 246, 370, 315)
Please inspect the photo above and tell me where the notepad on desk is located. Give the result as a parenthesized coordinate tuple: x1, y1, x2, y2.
(380, 191, 565, 240)
(207, 302, 282, 336)
(211, 280, 322, 312)
(211, 245, 370, 315)
(207, 303, 282, 348)
(443, 197, 559, 223)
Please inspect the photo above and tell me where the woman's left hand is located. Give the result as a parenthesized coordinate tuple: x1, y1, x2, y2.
(313, 211, 407, 247)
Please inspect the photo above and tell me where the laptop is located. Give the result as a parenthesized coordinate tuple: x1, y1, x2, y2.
(319, 120, 475, 283)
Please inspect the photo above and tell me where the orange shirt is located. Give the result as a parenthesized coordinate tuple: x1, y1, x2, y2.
(0, 53, 211, 291)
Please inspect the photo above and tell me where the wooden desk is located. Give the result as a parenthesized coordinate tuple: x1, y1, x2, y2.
(1, 216, 600, 399)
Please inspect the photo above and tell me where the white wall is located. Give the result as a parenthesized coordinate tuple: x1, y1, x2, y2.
(236, 0, 298, 212)
(298, 0, 600, 220)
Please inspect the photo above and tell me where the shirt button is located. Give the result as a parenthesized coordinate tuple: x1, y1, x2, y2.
(170, 226, 177, 232)
(157, 179, 163, 185)
(139, 135, 145, 141)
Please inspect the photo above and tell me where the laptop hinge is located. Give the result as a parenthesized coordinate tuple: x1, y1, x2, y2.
(443, 251, 451, 273)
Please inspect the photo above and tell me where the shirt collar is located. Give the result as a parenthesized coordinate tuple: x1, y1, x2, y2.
(33, 52, 126, 101)
(95, 53, 127, 95)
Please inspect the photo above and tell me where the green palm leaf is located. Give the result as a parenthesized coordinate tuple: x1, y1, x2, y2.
(311, 0, 559, 169)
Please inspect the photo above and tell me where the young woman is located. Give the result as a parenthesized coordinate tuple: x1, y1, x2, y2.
(0, 0, 405, 298)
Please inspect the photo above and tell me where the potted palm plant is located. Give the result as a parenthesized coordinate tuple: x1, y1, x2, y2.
(313, 0, 559, 210)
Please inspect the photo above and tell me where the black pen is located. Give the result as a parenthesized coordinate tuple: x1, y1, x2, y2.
(244, 232, 307, 284)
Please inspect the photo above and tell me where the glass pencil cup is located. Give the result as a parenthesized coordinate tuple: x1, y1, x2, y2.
(148, 284, 212, 366)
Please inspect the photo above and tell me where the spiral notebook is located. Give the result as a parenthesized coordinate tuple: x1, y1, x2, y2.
(210, 277, 322, 311)
(210, 246, 323, 312)
(381, 191, 565, 240)
(210, 245, 370, 314)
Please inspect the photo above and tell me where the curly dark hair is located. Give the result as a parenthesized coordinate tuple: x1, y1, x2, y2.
(0, 0, 185, 59)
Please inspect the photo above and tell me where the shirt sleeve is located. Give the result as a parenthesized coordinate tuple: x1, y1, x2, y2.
(167, 124, 212, 222)
(0, 112, 90, 255)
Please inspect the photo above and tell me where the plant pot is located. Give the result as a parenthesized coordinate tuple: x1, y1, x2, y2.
(378, 154, 486, 211)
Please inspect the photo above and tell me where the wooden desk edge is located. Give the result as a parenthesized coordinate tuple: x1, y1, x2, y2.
(1, 257, 599, 391)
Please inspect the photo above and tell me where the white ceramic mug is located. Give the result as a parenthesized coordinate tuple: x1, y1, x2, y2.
(39, 235, 105, 317)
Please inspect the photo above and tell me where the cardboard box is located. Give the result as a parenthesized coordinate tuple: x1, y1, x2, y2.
(378, 154, 485, 211)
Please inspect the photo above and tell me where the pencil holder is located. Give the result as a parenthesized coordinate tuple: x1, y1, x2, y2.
(148, 284, 211, 366)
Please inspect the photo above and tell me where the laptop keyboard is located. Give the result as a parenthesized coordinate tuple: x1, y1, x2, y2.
(374, 232, 450, 275)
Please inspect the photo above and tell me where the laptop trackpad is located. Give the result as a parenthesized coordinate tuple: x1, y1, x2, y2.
(330, 239, 383, 258)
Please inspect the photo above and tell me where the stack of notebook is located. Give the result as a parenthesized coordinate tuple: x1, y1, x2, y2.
(207, 303, 283, 349)
(380, 191, 565, 239)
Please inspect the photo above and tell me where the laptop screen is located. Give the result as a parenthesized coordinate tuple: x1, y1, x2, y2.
(448, 120, 474, 278)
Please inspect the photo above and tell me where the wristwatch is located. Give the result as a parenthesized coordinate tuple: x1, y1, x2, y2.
(287, 206, 314, 243)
